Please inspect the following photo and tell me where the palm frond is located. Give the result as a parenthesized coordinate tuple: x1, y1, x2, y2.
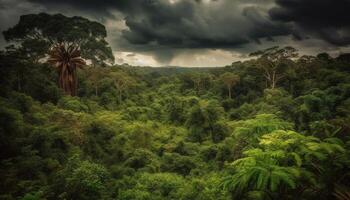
(47, 43, 86, 96)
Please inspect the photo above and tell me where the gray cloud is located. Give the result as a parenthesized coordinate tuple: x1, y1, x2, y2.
(113, 0, 294, 63)
(120, 0, 291, 48)
(269, 0, 350, 45)
(1, 0, 349, 66)
(18, 0, 292, 50)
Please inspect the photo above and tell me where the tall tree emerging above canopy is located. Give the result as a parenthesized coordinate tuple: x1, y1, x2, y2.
(250, 46, 298, 89)
(220, 72, 240, 99)
(3, 13, 114, 66)
(48, 43, 85, 96)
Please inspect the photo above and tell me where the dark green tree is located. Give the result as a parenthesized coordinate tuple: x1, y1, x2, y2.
(220, 72, 240, 99)
(250, 46, 298, 89)
(3, 13, 114, 66)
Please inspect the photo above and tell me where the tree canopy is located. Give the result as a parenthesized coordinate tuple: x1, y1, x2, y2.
(3, 13, 114, 66)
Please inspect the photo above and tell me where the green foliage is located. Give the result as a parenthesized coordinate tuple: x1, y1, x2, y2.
(222, 129, 348, 199)
(124, 149, 160, 172)
(186, 100, 224, 142)
(223, 150, 300, 199)
(118, 173, 185, 200)
(20, 191, 45, 200)
(52, 154, 110, 199)
(58, 96, 89, 112)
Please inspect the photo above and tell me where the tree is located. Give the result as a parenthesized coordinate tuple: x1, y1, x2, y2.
(184, 73, 212, 95)
(220, 72, 240, 99)
(47, 43, 85, 96)
(85, 67, 107, 96)
(0, 45, 28, 92)
(191, 73, 202, 94)
(110, 71, 136, 103)
(3, 13, 114, 66)
(233, 114, 292, 143)
(53, 154, 110, 200)
(250, 46, 298, 89)
(186, 100, 224, 142)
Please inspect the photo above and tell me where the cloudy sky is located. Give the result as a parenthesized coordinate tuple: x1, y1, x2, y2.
(0, 0, 350, 67)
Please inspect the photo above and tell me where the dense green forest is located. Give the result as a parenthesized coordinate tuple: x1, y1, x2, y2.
(1, 13, 350, 200)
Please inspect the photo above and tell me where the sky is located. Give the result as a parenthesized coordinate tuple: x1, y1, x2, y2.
(0, 0, 350, 67)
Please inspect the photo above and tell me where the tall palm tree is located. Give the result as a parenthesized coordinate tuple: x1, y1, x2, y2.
(48, 43, 85, 96)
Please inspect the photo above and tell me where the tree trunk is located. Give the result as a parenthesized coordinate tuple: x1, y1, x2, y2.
(196, 81, 200, 94)
(228, 86, 231, 99)
(72, 69, 77, 96)
(271, 71, 276, 89)
(17, 73, 21, 91)
(119, 90, 122, 104)
(58, 66, 77, 96)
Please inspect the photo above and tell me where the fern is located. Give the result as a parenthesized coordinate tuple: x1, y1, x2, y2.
(222, 129, 347, 198)
(223, 152, 300, 196)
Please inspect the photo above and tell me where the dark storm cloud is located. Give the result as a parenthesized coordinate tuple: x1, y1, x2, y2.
(25, 0, 293, 49)
(109, 0, 294, 63)
(27, 0, 128, 12)
(242, 6, 291, 43)
(269, 0, 350, 45)
(120, 0, 292, 49)
(26, 0, 132, 18)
